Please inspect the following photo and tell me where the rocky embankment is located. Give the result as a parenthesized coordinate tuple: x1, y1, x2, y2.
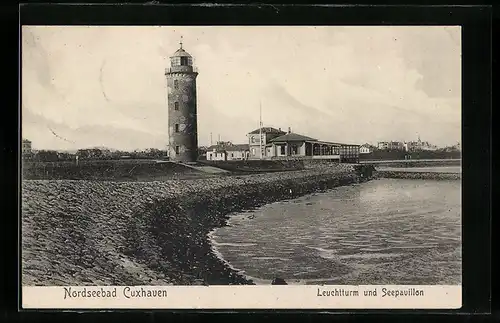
(375, 171, 461, 180)
(364, 159, 461, 168)
(22, 164, 366, 286)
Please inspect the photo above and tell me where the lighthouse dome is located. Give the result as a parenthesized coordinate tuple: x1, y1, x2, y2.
(167, 38, 196, 71)
(171, 48, 192, 58)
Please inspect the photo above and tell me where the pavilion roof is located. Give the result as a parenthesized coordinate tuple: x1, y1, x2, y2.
(269, 132, 317, 142)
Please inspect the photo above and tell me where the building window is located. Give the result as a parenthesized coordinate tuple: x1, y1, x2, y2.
(180, 57, 188, 66)
(280, 145, 286, 155)
(175, 146, 180, 155)
(231, 153, 234, 158)
(171, 57, 180, 66)
(251, 136, 256, 143)
(174, 102, 179, 110)
(175, 124, 180, 132)
(251, 148, 256, 156)
(174, 80, 179, 89)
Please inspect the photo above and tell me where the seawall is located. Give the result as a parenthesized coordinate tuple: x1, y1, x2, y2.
(362, 159, 461, 168)
(22, 164, 369, 286)
(22, 160, 212, 181)
(197, 159, 305, 172)
(375, 170, 461, 180)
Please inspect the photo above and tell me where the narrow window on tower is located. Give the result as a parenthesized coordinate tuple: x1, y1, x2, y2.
(180, 57, 188, 66)
(174, 102, 179, 110)
(175, 124, 180, 132)
(174, 80, 179, 89)
(175, 146, 180, 155)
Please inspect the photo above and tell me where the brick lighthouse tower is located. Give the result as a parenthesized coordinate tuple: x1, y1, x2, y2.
(165, 37, 199, 162)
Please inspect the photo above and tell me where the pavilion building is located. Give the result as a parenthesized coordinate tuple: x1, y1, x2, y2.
(248, 127, 361, 163)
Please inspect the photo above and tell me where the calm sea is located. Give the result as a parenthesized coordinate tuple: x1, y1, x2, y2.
(210, 178, 461, 285)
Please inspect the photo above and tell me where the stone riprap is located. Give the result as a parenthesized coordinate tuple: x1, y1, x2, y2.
(22, 164, 363, 286)
(375, 171, 461, 180)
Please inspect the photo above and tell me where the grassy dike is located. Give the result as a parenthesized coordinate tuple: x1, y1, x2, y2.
(22, 165, 365, 286)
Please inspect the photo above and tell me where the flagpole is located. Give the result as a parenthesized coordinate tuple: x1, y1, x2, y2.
(259, 101, 263, 160)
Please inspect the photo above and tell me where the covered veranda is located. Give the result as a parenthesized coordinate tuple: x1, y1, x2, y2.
(269, 139, 341, 160)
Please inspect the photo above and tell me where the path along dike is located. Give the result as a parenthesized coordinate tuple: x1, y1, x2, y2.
(22, 162, 373, 286)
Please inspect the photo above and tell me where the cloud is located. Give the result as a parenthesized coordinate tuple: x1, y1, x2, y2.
(22, 108, 165, 151)
(21, 26, 461, 150)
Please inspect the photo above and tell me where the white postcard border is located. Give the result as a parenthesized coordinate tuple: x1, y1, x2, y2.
(22, 285, 462, 309)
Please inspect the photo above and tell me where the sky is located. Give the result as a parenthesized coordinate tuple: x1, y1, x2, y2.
(21, 26, 461, 151)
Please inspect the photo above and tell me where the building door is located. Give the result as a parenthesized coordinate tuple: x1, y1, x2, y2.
(305, 143, 312, 156)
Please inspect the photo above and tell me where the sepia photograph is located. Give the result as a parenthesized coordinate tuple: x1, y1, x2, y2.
(21, 25, 462, 309)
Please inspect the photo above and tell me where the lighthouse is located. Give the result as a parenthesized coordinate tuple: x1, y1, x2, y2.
(165, 37, 199, 163)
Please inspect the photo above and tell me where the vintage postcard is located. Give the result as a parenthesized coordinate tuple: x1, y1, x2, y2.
(21, 26, 462, 309)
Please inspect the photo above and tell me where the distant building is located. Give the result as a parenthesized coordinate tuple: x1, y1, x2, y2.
(206, 142, 250, 161)
(404, 137, 438, 152)
(377, 142, 390, 150)
(391, 141, 405, 150)
(378, 141, 405, 151)
(359, 144, 374, 154)
(22, 139, 32, 155)
(206, 146, 226, 161)
(404, 141, 419, 152)
(225, 144, 250, 160)
(247, 127, 287, 159)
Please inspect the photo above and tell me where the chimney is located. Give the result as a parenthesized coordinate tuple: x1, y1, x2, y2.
(278, 127, 281, 132)
(288, 127, 291, 134)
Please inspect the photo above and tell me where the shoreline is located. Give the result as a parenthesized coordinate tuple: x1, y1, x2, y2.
(125, 169, 363, 285)
(22, 165, 366, 286)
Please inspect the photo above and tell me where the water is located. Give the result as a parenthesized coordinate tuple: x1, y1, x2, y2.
(211, 178, 461, 285)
